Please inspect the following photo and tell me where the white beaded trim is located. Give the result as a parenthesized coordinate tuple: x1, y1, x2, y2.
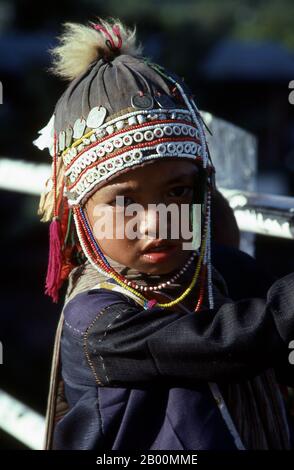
(66, 141, 201, 205)
(65, 121, 200, 179)
(62, 108, 193, 164)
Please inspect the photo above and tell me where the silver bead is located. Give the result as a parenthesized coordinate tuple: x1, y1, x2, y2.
(137, 115, 146, 124)
(116, 120, 125, 131)
(70, 147, 78, 158)
(106, 125, 114, 135)
(128, 116, 137, 126)
(96, 129, 106, 139)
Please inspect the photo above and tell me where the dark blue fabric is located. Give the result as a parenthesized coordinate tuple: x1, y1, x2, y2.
(97, 385, 237, 450)
(55, 297, 238, 450)
(53, 244, 294, 450)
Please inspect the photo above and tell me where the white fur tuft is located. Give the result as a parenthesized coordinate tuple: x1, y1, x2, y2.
(49, 17, 143, 81)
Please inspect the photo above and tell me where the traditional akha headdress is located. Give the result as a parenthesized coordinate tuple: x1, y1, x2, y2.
(33, 17, 215, 310)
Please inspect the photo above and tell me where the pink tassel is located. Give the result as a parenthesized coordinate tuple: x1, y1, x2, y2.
(45, 217, 62, 303)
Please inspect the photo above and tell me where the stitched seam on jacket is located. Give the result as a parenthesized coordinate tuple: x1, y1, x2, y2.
(63, 288, 135, 336)
(83, 304, 126, 386)
(64, 320, 83, 335)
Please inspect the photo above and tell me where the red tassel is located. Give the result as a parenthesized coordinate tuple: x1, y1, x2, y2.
(45, 217, 62, 303)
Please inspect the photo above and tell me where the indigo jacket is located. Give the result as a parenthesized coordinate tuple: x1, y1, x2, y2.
(45, 245, 294, 450)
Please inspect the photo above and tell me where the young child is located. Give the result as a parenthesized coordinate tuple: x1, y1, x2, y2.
(34, 17, 294, 450)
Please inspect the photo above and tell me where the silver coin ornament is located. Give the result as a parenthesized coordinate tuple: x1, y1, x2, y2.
(73, 118, 86, 139)
(86, 106, 107, 128)
(131, 93, 154, 109)
(65, 126, 73, 148)
(58, 131, 66, 151)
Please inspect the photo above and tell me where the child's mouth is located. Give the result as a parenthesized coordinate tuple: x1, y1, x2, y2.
(140, 244, 178, 263)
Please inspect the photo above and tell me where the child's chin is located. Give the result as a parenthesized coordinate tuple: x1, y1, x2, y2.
(138, 260, 181, 276)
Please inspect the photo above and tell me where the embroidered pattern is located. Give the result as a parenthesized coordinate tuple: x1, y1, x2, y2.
(61, 108, 204, 205)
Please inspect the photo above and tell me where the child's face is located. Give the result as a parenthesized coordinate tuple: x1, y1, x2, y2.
(84, 159, 199, 275)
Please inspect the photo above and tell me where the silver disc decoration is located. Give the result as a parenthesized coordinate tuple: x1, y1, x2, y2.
(58, 131, 66, 152)
(131, 93, 154, 109)
(86, 106, 107, 129)
(65, 126, 73, 148)
(73, 118, 86, 139)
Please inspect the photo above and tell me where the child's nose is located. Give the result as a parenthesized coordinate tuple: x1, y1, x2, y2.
(138, 206, 168, 239)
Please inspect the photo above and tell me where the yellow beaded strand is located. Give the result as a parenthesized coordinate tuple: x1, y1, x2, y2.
(62, 128, 95, 158)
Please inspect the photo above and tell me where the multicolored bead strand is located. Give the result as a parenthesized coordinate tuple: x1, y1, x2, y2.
(195, 264, 207, 312)
(206, 189, 214, 309)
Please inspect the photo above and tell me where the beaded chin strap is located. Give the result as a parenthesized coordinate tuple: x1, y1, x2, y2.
(69, 65, 215, 312)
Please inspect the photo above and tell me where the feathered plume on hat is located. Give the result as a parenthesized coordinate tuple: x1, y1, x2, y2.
(33, 16, 214, 307)
(49, 17, 143, 81)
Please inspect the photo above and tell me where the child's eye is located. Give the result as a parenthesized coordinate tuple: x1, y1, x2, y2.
(109, 196, 134, 207)
(168, 186, 193, 198)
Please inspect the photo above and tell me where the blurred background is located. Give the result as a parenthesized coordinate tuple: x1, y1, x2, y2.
(0, 0, 294, 449)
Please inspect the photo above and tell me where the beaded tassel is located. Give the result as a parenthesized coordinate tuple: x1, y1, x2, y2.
(45, 129, 63, 303)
